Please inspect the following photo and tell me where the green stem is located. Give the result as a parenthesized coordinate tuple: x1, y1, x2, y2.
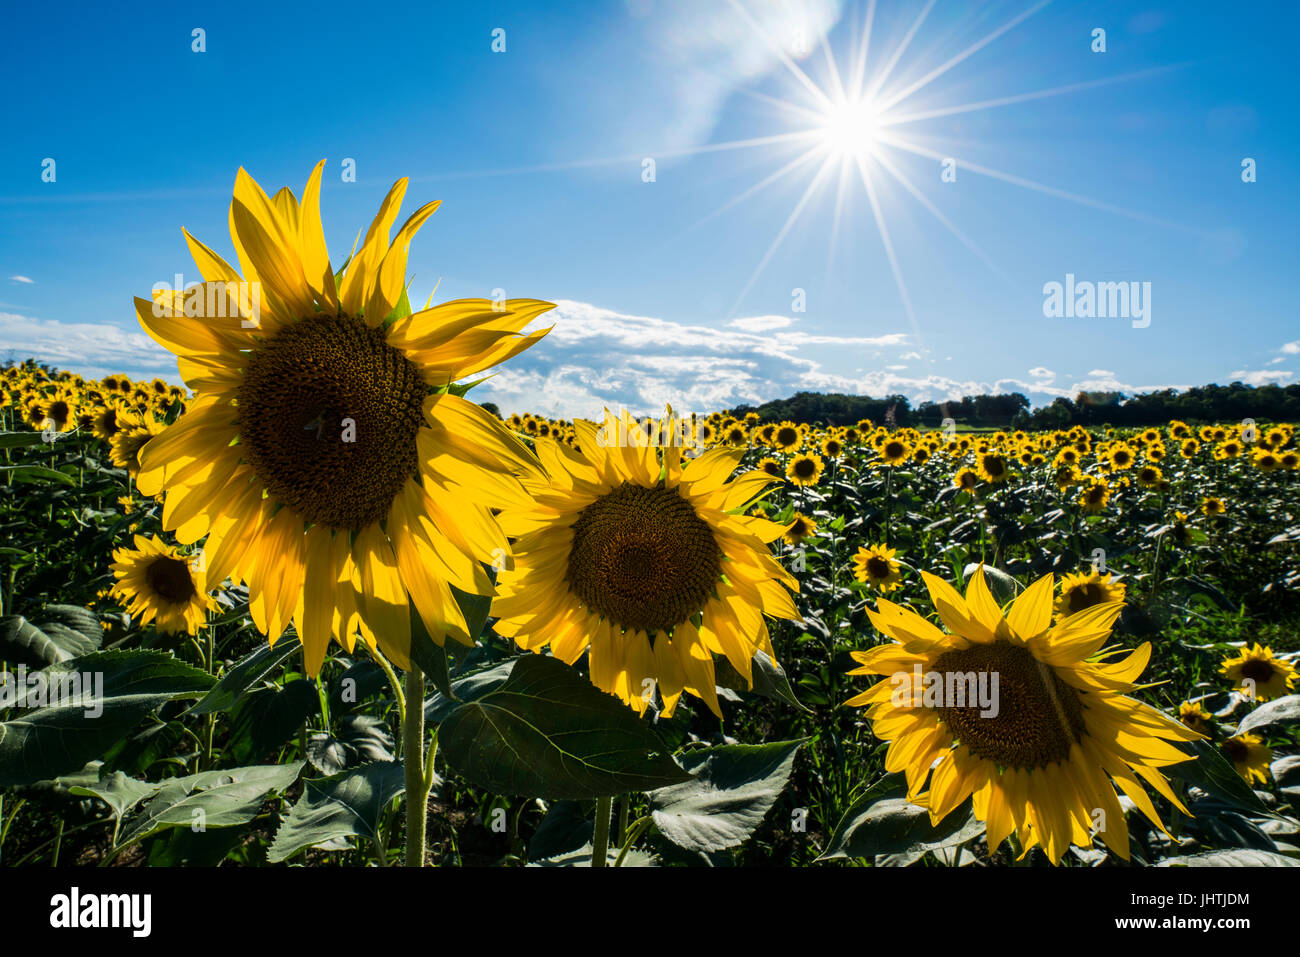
(592, 796, 613, 868)
(613, 815, 654, 867)
(403, 667, 434, 867)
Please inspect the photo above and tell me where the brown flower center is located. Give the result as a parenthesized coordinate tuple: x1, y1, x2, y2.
(146, 556, 197, 604)
(237, 314, 427, 530)
(565, 482, 721, 635)
(932, 641, 1086, 770)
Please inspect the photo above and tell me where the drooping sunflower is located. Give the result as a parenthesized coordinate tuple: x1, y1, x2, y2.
(783, 511, 818, 545)
(1055, 570, 1126, 619)
(110, 534, 215, 635)
(1222, 733, 1272, 786)
(852, 544, 903, 592)
(1077, 477, 1111, 512)
(976, 451, 1010, 483)
(786, 451, 825, 487)
(491, 409, 801, 717)
(133, 162, 554, 674)
(845, 567, 1201, 865)
(1219, 644, 1298, 701)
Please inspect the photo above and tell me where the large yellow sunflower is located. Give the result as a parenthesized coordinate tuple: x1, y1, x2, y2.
(1219, 644, 1297, 701)
(845, 567, 1201, 865)
(110, 534, 215, 635)
(133, 162, 554, 674)
(492, 409, 801, 717)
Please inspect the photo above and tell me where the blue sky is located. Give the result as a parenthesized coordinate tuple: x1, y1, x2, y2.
(2, 0, 1297, 418)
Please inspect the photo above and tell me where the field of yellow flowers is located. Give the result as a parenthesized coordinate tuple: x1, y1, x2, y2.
(3, 358, 1297, 869)
(1, 166, 1297, 872)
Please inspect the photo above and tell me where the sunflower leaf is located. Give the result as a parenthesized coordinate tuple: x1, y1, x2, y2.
(1234, 694, 1300, 736)
(113, 762, 304, 849)
(0, 613, 101, 667)
(1157, 849, 1300, 867)
(188, 635, 303, 716)
(438, 654, 693, 799)
(0, 651, 214, 788)
(647, 739, 806, 853)
(1170, 739, 1275, 817)
(268, 760, 405, 863)
(817, 776, 983, 862)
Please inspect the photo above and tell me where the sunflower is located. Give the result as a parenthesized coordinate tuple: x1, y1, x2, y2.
(880, 437, 911, 466)
(1178, 700, 1215, 737)
(132, 162, 555, 674)
(821, 436, 843, 459)
(1077, 478, 1110, 512)
(1179, 438, 1200, 458)
(954, 467, 979, 492)
(1214, 440, 1242, 460)
(786, 452, 825, 487)
(772, 421, 802, 452)
(1252, 448, 1282, 471)
(1135, 464, 1163, 489)
(1055, 570, 1125, 619)
(491, 408, 801, 717)
(110, 415, 167, 475)
(852, 544, 903, 592)
(1222, 733, 1273, 786)
(976, 451, 1010, 483)
(845, 567, 1200, 865)
(1219, 644, 1297, 701)
(110, 534, 215, 635)
(1201, 496, 1226, 517)
(783, 511, 818, 545)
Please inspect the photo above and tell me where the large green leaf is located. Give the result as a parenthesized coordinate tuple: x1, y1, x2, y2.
(0, 464, 75, 485)
(438, 654, 693, 798)
(223, 680, 320, 765)
(268, 761, 405, 863)
(0, 612, 101, 667)
(0, 431, 48, 449)
(307, 715, 395, 775)
(189, 636, 303, 715)
(648, 739, 805, 852)
(1235, 695, 1300, 736)
(114, 763, 304, 848)
(1169, 740, 1274, 817)
(1158, 849, 1300, 867)
(714, 650, 809, 713)
(424, 658, 517, 725)
(0, 651, 214, 787)
(818, 777, 983, 861)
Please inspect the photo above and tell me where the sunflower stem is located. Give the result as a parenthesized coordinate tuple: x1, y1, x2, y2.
(592, 795, 613, 867)
(403, 666, 429, 867)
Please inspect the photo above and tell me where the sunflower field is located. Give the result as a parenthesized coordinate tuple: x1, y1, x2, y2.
(2, 167, 1299, 877)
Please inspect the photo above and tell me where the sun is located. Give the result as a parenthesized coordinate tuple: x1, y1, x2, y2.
(819, 96, 882, 160)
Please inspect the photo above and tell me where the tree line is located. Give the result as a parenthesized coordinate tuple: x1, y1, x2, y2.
(725, 381, 1300, 429)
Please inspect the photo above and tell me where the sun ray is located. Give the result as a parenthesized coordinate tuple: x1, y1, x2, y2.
(874, 130, 1204, 234)
(725, 0, 836, 113)
(880, 63, 1191, 127)
(863, 0, 936, 101)
(729, 155, 840, 316)
(854, 154, 925, 355)
(874, 0, 1054, 115)
(869, 147, 1018, 292)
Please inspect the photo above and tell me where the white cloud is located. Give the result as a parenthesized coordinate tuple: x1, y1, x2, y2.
(1088, 368, 1115, 377)
(1268, 357, 1285, 365)
(900, 351, 922, 360)
(9, 276, 33, 284)
(0, 311, 178, 381)
(1281, 341, 1300, 355)
(727, 314, 794, 333)
(1229, 368, 1294, 387)
(1027, 366, 1054, 381)
(477, 298, 914, 416)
